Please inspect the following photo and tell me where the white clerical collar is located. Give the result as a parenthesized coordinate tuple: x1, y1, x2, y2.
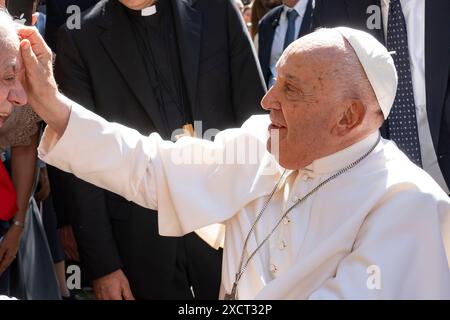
(283, 0, 309, 18)
(302, 131, 381, 176)
(141, 5, 157, 16)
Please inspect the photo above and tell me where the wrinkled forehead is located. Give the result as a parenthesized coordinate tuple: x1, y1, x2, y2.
(276, 47, 339, 84)
(275, 32, 350, 81)
(0, 43, 22, 77)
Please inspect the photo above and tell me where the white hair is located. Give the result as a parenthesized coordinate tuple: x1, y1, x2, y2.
(0, 8, 19, 50)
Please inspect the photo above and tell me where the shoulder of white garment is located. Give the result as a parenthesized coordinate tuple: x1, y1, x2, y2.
(376, 139, 449, 202)
(321, 137, 450, 214)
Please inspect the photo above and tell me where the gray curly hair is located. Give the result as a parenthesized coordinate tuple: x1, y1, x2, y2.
(0, 6, 19, 51)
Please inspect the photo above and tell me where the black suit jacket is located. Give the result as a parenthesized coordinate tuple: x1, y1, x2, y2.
(258, 0, 314, 87)
(313, 0, 450, 191)
(45, 0, 101, 52)
(51, 0, 266, 299)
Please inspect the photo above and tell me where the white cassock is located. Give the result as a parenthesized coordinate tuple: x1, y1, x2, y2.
(38, 103, 450, 299)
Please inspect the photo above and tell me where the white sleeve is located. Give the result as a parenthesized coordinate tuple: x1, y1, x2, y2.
(39, 103, 270, 237)
(38, 103, 160, 210)
(308, 190, 450, 299)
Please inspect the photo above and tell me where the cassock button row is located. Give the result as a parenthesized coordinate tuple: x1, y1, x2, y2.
(270, 264, 278, 274)
(282, 216, 291, 225)
(279, 241, 287, 250)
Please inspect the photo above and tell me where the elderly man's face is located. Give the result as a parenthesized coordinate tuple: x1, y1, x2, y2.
(0, 43, 27, 127)
(119, 0, 156, 10)
(261, 48, 342, 169)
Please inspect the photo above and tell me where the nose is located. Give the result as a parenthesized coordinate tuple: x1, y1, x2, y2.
(8, 80, 28, 107)
(261, 84, 281, 112)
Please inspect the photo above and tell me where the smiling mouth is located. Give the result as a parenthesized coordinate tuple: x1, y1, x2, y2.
(268, 121, 286, 131)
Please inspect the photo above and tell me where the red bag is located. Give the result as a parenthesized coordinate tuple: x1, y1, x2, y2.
(0, 161, 18, 221)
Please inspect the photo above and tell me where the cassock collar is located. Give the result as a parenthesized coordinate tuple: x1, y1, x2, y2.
(298, 131, 381, 179)
(123, 1, 159, 17)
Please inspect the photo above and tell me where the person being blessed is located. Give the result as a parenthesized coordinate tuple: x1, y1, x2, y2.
(16, 20, 450, 299)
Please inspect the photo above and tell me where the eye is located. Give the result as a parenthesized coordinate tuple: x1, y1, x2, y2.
(4, 75, 16, 82)
(284, 83, 296, 93)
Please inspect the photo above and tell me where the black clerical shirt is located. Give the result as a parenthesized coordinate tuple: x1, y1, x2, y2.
(124, 1, 191, 138)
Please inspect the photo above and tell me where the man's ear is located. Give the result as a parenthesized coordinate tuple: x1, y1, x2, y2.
(332, 100, 366, 136)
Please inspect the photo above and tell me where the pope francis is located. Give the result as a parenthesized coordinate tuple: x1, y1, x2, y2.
(16, 21, 450, 299)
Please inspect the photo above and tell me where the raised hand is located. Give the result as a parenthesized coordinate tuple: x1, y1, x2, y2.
(17, 25, 71, 136)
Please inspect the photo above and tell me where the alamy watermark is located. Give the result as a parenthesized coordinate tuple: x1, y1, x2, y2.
(366, 5, 383, 31)
(66, 264, 81, 290)
(164, 121, 281, 176)
(66, 5, 82, 30)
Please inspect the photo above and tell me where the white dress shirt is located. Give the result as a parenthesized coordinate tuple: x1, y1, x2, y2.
(268, 0, 310, 87)
(38, 104, 450, 299)
(381, 0, 449, 193)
